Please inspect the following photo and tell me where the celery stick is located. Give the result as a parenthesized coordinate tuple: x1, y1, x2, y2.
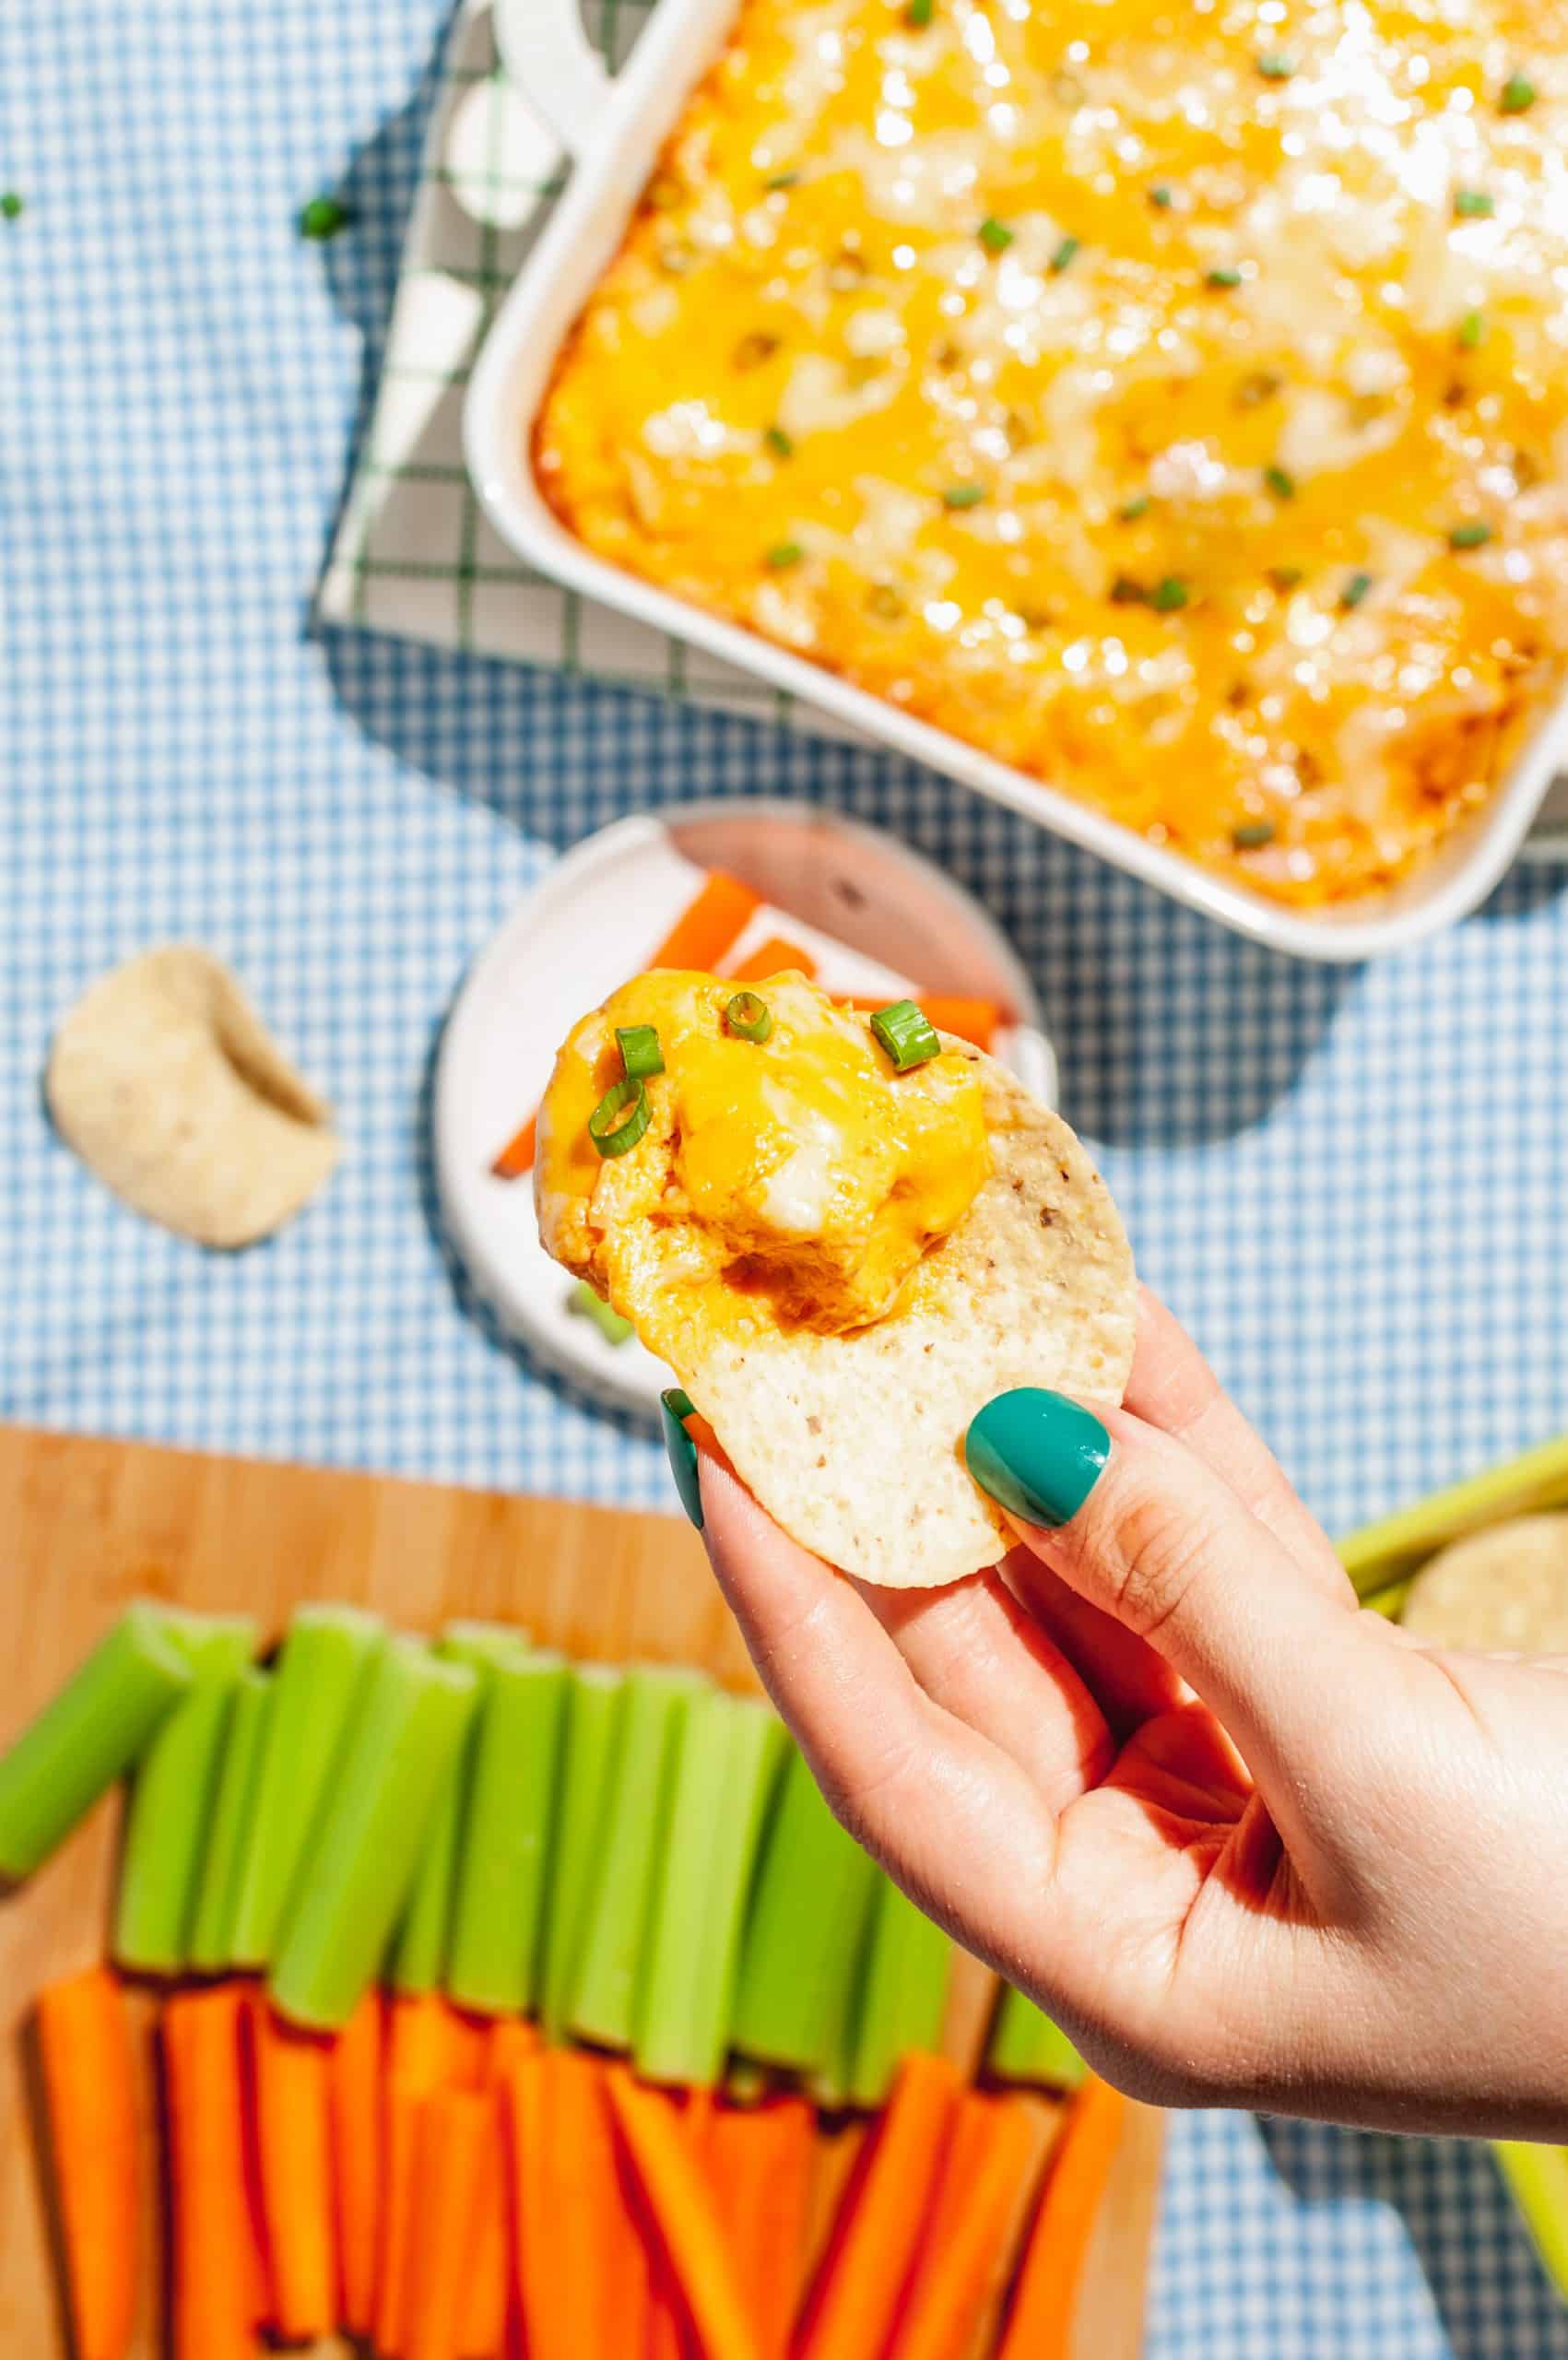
(732, 1743, 879, 2073)
(389, 1764, 463, 1995)
(114, 1615, 257, 1974)
(808, 1866, 880, 2108)
(270, 1639, 477, 2029)
(230, 1605, 383, 1967)
(987, 1983, 1087, 2091)
(846, 1874, 952, 2109)
(635, 1692, 787, 2088)
(387, 1623, 529, 1995)
(538, 1665, 627, 2043)
(0, 1604, 194, 1882)
(447, 1650, 570, 2016)
(188, 1668, 272, 1972)
(1495, 2143, 1568, 2301)
(569, 1666, 703, 2050)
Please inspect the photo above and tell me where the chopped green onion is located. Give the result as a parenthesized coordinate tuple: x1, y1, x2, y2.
(298, 194, 351, 240)
(538, 1666, 628, 2042)
(1110, 572, 1147, 604)
(1232, 820, 1277, 850)
(978, 216, 1013, 254)
(1256, 52, 1296, 78)
(905, 0, 934, 25)
(1117, 494, 1151, 521)
(1, 193, 23, 221)
(764, 540, 804, 569)
(1049, 234, 1080, 274)
(1448, 519, 1493, 549)
(271, 1640, 478, 2030)
(588, 1076, 651, 1157)
(229, 1606, 384, 1966)
(1458, 308, 1489, 349)
(1264, 464, 1296, 500)
(616, 1022, 664, 1080)
(115, 1615, 257, 1976)
(567, 1280, 634, 1344)
(1500, 73, 1538, 115)
(571, 1668, 704, 2049)
(724, 990, 773, 1044)
(870, 997, 942, 1070)
(1206, 264, 1244, 289)
(733, 1743, 879, 2072)
(941, 483, 986, 509)
(763, 424, 795, 458)
(988, 1984, 1087, 2090)
(764, 170, 800, 190)
(0, 1605, 194, 1882)
(1454, 187, 1494, 218)
(447, 1649, 570, 2016)
(1339, 570, 1375, 609)
(846, 1875, 951, 2107)
(188, 1669, 272, 1973)
(1148, 183, 1174, 209)
(635, 1692, 787, 2086)
(1151, 574, 1191, 612)
(1268, 563, 1305, 592)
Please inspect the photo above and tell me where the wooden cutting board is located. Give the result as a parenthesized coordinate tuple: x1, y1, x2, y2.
(0, 1422, 1163, 2359)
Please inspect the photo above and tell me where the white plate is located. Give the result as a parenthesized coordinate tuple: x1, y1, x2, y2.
(433, 799, 1057, 1416)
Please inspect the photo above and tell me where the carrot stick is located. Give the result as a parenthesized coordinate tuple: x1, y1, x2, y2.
(379, 1997, 485, 2356)
(726, 936, 819, 983)
(707, 2099, 816, 2360)
(794, 2052, 961, 2360)
(837, 995, 1002, 1050)
(246, 1993, 336, 2341)
(327, 1987, 383, 2336)
(406, 2090, 492, 2360)
(606, 2064, 763, 2360)
(458, 2084, 510, 2357)
(35, 1967, 137, 2360)
(489, 871, 761, 1180)
(483, 2014, 539, 2080)
(490, 1114, 537, 1181)
(886, 2093, 1042, 2360)
(652, 870, 761, 973)
(996, 2078, 1128, 2360)
(162, 1985, 261, 2360)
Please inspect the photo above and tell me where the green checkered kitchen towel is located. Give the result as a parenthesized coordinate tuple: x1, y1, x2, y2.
(317, 0, 1568, 844)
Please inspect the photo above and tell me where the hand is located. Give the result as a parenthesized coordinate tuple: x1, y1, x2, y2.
(673, 1289, 1568, 2139)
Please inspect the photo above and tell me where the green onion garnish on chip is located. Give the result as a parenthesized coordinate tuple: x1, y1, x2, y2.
(616, 1024, 665, 1080)
(588, 1077, 651, 1156)
(871, 999, 942, 1071)
(724, 991, 774, 1043)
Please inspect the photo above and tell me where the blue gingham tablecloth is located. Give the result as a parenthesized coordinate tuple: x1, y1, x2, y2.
(5, 4, 1568, 2352)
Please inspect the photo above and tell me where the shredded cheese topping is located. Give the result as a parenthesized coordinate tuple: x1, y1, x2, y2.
(536, 0, 1568, 907)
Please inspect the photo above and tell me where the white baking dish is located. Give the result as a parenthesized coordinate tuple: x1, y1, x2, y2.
(466, 0, 1568, 962)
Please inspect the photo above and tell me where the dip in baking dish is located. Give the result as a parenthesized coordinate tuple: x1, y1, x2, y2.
(535, 0, 1568, 908)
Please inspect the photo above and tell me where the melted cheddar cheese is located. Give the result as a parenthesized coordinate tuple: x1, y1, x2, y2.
(535, 0, 1568, 906)
(535, 971, 990, 1340)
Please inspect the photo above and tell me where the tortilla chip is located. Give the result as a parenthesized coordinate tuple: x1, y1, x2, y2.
(1402, 1514, 1568, 1656)
(46, 946, 340, 1247)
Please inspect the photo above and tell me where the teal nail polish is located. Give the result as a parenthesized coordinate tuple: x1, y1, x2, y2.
(661, 1388, 703, 1530)
(965, 1388, 1110, 1528)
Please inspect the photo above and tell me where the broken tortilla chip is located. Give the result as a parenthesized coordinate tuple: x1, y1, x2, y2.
(46, 946, 340, 1247)
(1402, 1514, 1568, 1657)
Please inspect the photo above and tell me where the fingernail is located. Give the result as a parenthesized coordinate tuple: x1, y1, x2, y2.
(661, 1388, 703, 1531)
(965, 1388, 1110, 1528)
